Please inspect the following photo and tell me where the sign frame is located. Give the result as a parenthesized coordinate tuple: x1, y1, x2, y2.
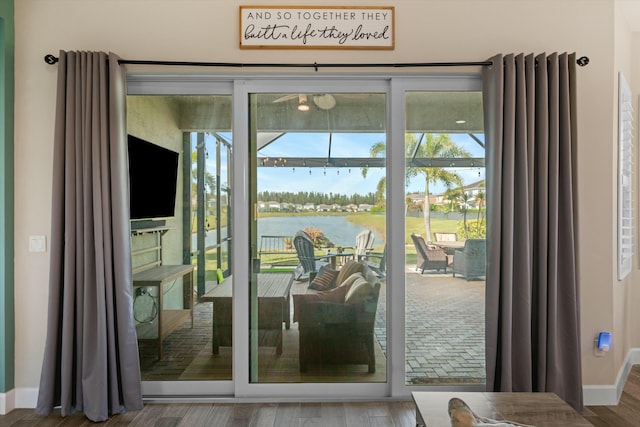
(239, 6, 395, 50)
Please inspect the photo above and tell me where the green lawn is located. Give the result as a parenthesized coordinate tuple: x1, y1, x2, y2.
(192, 212, 463, 276)
(346, 212, 460, 252)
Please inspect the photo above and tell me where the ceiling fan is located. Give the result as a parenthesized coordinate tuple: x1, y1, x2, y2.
(272, 93, 337, 111)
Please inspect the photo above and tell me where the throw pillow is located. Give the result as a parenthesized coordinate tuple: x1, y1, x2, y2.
(344, 276, 378, 304)
(292, 285, 350, 322)
(308, 267, 338, 291)
(317, 285, 350, 303)
(335, 259, 363, 286)
(337, 271, 365, 290)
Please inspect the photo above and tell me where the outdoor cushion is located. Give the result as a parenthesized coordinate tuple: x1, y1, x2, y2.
(344, 276, 377, 304)
(308, 266, 338, 291)
(335, 259, 363, 286)
(337, 271, 365, 290)
(292, 285, 350, 322)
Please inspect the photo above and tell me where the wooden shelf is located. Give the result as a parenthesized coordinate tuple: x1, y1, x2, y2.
(133, 264, 194, 359)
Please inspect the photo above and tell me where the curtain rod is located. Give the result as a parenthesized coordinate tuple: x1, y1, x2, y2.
(43, 54, 590, 70)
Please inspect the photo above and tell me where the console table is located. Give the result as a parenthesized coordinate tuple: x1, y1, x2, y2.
(412, 391, 591, 427)
(133, 264, 194, 359)
(201, 273, 293, 355)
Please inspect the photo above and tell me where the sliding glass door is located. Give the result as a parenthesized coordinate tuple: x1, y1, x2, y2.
(127, 75, 485, 398)
(247, 89, 387, 384)
(402, 90, 486, 387)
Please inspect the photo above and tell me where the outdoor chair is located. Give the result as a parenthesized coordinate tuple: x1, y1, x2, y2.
(434, 232, 458, 243)
(410, 233, 449, 274)
(363, 244, 386, 278)
(293, 230, 329, 281)
(348, 229, 375, 260)
(452, 239, 486, 280)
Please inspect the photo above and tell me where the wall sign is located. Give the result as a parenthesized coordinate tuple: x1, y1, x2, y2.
(239, 6, 394, 50)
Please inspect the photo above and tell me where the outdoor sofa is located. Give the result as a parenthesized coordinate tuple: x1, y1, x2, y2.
(293, 260, 382, 373)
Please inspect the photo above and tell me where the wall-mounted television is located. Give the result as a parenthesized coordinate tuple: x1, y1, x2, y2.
(127, 135, 179, 222)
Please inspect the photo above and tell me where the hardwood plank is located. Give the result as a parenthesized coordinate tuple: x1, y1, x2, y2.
(343, 403, 371, 427)
(176, 404, 218, 427)
(208, 403, 235, 427)
(159, 403, 191, 419)
(369, 416, 394, 426)
(387, 401, 417, 427)
(101, 409, 141, 426)
(299, 402, 322, 418)
(273, 402, 300, 427)
(317, 403, 347, 427)
(229, 403, 260, 426)
(248, 404, 278, 427)
(154, 418, 181, 427)
(583, 405, 636, 427)
(128, 403, 166, 427)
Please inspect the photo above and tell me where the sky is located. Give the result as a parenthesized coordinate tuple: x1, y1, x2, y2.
(256, 132, 485, 196)
(203, 132, 485, 198)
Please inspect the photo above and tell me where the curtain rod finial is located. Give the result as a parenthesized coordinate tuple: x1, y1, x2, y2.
(577, 56, 589, 67)
(44, 54, 59, 65)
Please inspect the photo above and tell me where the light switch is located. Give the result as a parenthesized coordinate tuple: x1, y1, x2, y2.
(29, 235, 46, 253)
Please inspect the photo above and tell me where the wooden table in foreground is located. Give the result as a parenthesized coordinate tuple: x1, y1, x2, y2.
(412, 392, 591, 427)
(201, 273, 293, 355)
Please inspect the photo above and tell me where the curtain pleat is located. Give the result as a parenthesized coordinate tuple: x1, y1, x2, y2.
(483, 53, 582, 411)
(36, 51, 143, 422)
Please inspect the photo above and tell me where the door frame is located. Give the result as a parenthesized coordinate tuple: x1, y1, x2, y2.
(127, 73, 484, 399)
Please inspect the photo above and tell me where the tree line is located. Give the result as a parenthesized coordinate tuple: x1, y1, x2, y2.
(257, 190, 377, 206)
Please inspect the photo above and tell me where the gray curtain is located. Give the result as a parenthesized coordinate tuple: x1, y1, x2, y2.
(36, 51, 143, 422)
(483, 53, 582, 411)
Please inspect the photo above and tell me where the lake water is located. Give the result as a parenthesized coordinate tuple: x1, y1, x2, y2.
(258, 215, 384, 247)
(195, 215, 384, 248)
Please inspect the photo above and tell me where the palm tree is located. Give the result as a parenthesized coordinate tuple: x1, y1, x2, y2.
(444, 187, 462, 214)
(407, 134, 471, 240)
(458, 191, 472, 238)
(475, 190, 485, 224)
(363, 133, 471, 241)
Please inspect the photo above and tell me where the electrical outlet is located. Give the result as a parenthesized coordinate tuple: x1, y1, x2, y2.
(594, 338, 606, 357)
(594, 332, 612, 357)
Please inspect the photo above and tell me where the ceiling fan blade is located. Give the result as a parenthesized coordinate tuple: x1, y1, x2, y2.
(272, 94, 300, 103)
(312, 94, 336, 110)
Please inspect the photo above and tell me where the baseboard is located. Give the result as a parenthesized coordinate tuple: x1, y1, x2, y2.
(0, 389, 15, 415)
(6, 351, 640, 411)
(583, 348, 640, 406)
(0, 387, 39, 412)
(15, 387, 39, 409)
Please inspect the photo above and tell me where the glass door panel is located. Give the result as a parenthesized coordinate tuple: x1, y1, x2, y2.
(248, 92, 387, 383)
(403, 91, 487, 386)
(127, 94, 233, 382)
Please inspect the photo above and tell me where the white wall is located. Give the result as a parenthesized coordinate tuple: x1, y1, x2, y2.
(12, 0, 634, 401)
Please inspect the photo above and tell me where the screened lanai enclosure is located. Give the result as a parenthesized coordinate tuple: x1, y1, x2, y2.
(126, 81, 486, 390)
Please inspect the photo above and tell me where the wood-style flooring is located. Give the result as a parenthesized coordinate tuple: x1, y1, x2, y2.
(2, 365, 640, 426)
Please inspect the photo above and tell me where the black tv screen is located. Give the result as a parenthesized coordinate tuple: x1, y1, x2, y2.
(127, 135, 179, 220)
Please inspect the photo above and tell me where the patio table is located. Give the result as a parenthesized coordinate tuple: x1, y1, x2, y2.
(201, 273, 293, 355)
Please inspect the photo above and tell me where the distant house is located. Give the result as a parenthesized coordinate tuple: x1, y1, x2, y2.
(281, 203, 295, 212)
(267, 201, 281, 211)
(303, 203, 315, 211)
(316, 204, 331, 212)
(344, 204, 358, 212)
(358, 204, 373, 212)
